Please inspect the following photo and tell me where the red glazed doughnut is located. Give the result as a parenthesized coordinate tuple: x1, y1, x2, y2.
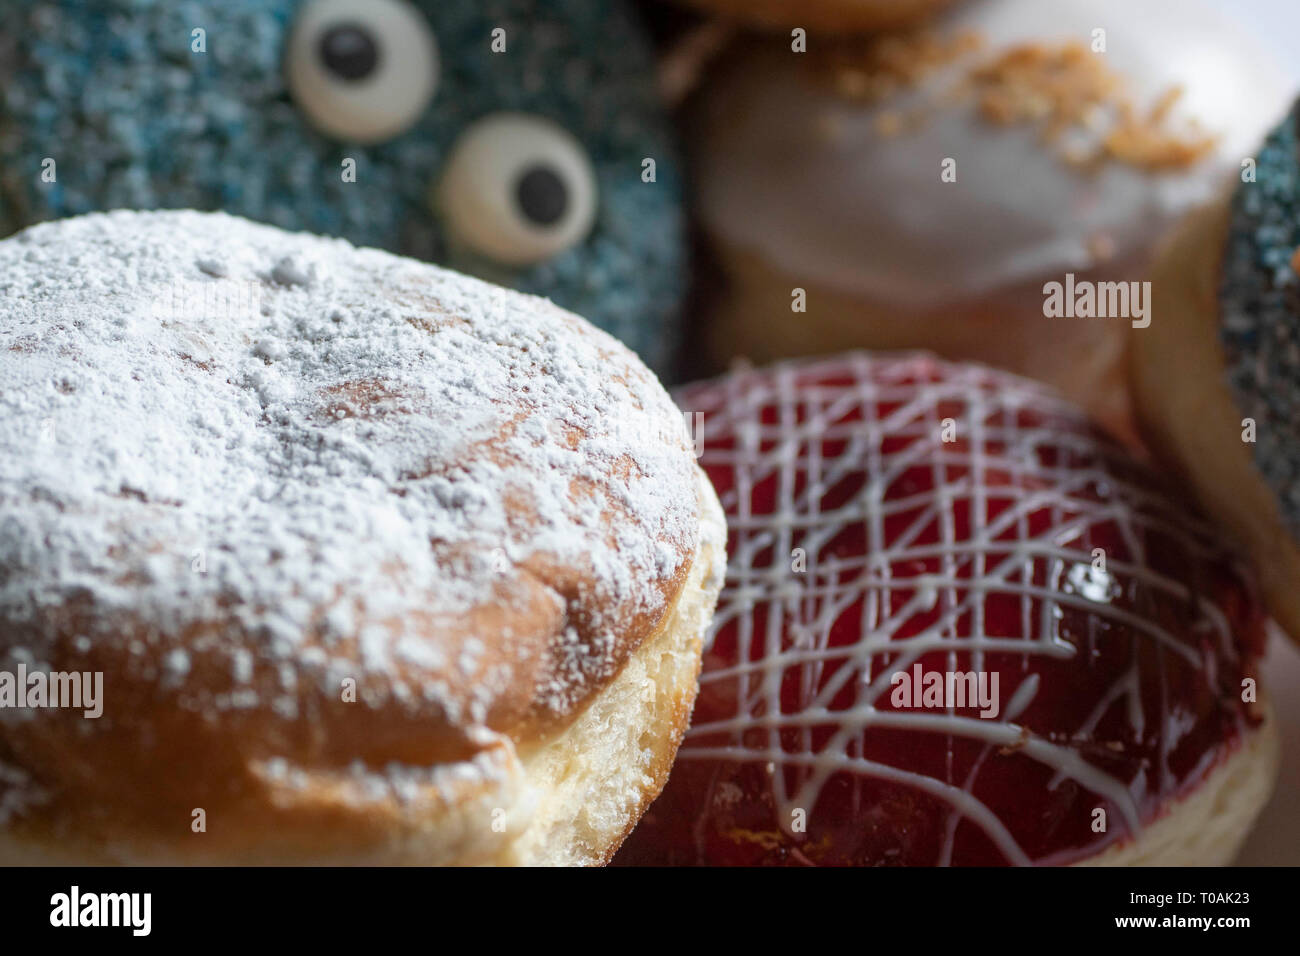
(616, 353, 1278, 866)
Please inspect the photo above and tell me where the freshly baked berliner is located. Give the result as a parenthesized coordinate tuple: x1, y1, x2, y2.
(668, 0, 958, 35)
(688, 0, 1289, 438)
(0, 210, 726, 865)
(616, 353, 1277, 866)
(1132, 98, 1300, 646)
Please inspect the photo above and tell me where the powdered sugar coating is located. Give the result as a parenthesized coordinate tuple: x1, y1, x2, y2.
(0, 209, 699, 730)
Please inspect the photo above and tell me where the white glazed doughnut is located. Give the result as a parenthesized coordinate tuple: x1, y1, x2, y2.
(690, 0, 1291, 436)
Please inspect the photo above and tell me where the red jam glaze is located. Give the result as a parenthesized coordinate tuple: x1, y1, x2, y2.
(617, 354, 1266, 866)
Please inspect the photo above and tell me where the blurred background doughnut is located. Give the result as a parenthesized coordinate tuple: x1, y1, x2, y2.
(680, 0, 1290, 438)
(0, 0, 687, 377)
(1121, 27, 1300, 860)
(1132, 102, 1300, 648)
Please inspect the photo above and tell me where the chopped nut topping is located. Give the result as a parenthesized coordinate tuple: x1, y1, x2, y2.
(816, 28, 1218, 172)
(970, 42, 1217, 170)
(819, 28, 985, 105)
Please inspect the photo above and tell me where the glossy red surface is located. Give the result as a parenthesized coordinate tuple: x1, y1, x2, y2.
(617, 354, 1266, 866)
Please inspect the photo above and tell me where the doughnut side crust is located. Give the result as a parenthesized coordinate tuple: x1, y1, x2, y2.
(0, 209, 709, 863)
(511, 473, 727, 865)
(0, 473, 727, 865)
(1130, 197, 1300, 643)
(1073, 700, 1278, 867)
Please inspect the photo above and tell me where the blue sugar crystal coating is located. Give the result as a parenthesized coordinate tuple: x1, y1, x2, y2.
(0, 0, 685, 376)
(1220, 97, 1300, 538)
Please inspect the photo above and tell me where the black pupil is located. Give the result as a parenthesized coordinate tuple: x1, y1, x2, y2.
(319, 23, 379, 81)
(515, 166, 568, 227)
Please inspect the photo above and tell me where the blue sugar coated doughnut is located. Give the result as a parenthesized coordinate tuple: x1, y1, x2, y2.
(1220, 96, 1300, 538)
(0, 0, 685, 377)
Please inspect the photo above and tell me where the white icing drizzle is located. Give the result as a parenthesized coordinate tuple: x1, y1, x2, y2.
(675, 353, 1250, 864)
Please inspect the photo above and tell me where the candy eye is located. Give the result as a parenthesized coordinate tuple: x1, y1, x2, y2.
(436, 114, 598, 267)
(287, 0, 438, 143)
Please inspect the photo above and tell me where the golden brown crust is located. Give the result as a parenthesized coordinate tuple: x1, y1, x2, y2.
(0, 472, 727, 865)
(0, 540, 706, 865)
(0, 405, 696, 860)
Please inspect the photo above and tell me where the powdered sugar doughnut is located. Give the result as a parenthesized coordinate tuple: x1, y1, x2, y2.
(0, 210, 726, 865)
(616, 353, 1276, 865)
(690, 0, 1290, 436)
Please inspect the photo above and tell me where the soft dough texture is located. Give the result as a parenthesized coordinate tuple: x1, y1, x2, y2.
(0, 209, 723, 864)
(510, 479, 725, 866)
